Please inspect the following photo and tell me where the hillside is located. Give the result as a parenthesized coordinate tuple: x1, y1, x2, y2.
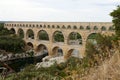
(79, 49, 120, 80)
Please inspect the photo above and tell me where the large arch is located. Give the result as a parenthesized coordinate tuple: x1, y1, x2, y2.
(66, 49, 80, 58)
(87, 33, 98, 44)
(35, 44, 48, 55)
(10, 28, 16, 34)
(37, 30, 49, 40)
(53, 31, 64, 42)
(68, 32, 82, 45)
(17, 28, 24, 38)
(52, 46, 63, 56)
(26, 42, 34, 51)
(26, 29, 34, 39)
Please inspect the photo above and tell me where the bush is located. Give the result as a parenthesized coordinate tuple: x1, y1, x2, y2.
(0, 36, 25, 53)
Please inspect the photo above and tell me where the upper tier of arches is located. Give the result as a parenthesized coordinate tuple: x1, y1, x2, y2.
(4, 22, 115, 31)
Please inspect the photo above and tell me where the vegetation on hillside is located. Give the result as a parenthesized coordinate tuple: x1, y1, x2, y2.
(110, 6, 120, 37)
(3, 32, 119, 80)
(0, 23, 25, 53)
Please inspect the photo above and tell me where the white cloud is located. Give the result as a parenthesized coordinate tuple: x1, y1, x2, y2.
(0, 0, 119, 22)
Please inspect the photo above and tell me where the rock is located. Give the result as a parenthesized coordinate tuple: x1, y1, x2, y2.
(36, 56, 65, 69)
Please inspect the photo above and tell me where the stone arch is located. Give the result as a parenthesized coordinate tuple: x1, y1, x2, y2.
(86, 26, 90, 30)
(79, 26, 84, 30)
(26, 29, 34, 39)
(68, 32, 82, 45)
(57, 25, 60, 28)
(17, 28, 24, 38)
(37, 30, 49, 40)
(109, 26, 114, 31)
(47, 25, 50, 28)
(65, 49, 80, 58)
(52, 46, 63, 56)
(93, 26, 98, 30)
(10, 28, 16, 34)
(53, 31, 64, 42)
(52, 25, 55, 28)
(62, 25, 66, 29)
(67, 25, 71, 29)
(87, 33, 98, 44)
(26, 42, 34, 50)
(101, 26, 106, 31)
(36, 44, 48, 55)
(73, 25, 77, 29)
(43, 25, 46, 28)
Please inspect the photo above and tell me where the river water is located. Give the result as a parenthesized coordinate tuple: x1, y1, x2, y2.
(0, 53, 48, 73)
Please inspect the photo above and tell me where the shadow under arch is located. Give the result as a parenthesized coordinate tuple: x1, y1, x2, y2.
(35, 44, 48, 56)
(87, 33, 98, 44)
(52, 31, 64, 42)
(68, 32, 82, 45)
(52, 46, 63, 57)
(26, 29, 34, 39)
(10, 28, 16, 34)
(37, 30, 49, 40)
(17, 28, 24, 38)
(65, 49, 80, 59)
(26, 42, 34, 51)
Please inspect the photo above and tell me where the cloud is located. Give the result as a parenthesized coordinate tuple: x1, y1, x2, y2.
(0, 0, 119, 22)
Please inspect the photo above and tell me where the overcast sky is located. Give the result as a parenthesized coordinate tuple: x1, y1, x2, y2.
(0, 0, 120, 22)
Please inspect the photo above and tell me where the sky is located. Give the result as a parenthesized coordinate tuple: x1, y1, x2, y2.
(0, 0, 120, 22)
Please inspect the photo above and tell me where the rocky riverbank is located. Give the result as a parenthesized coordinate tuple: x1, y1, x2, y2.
(0, 50, 32, 61)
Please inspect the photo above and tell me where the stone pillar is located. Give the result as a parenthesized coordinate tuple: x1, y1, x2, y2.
(48, 34, 53, 56)
(23, 30, 27, 40)
(81, 38, 87, 57)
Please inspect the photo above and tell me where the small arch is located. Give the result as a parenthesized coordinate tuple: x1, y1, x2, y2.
(52, 46, 63, 56)
(36, 24, 39, 27)
(26, 29, 34, 39)
(68, 32, 82, 45)
(53, 31, 64, 42)
(93, 26, 98, 30)
(48, 25, 50, 28)
(73, 25, 77, 29)
(57, 25, 60, 28)
(23, 24, 25, 27)
(33, 24, 35, 27)
(36, 44, 48, 56)
(37, 30, 49, 40)
(17, 24, 19, 27)
(40, 25, 42, 28)
(44, 25, 46, 28)
(26, 42, 34, 51)
(14, 24, 16, 27)
(62, 25, 66, 29)
(29, 24, 31, 27)
(101, 26, 106, 31)
(86, 26, 90, 30)
(66, 49, 80, 58)
(109, 26, 114, 31)
(10, 28, 16, 34)
(17, 28, 24, 38)
(79, 26, 84, 30)
(20, 24, 22, 27)
(67, 25, 71, 29)
(52, 25, 55, 28)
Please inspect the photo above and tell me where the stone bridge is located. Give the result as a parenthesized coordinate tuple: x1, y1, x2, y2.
(4, 22, 114, 58)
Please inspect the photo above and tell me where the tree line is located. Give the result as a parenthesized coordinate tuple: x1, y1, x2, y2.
(0, 23, 25, 53)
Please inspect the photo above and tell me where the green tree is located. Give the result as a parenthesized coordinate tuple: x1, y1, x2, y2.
(110, 6, 120, 37)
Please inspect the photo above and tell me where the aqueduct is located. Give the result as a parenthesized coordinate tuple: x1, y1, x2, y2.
(4, 22, 114, 58)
